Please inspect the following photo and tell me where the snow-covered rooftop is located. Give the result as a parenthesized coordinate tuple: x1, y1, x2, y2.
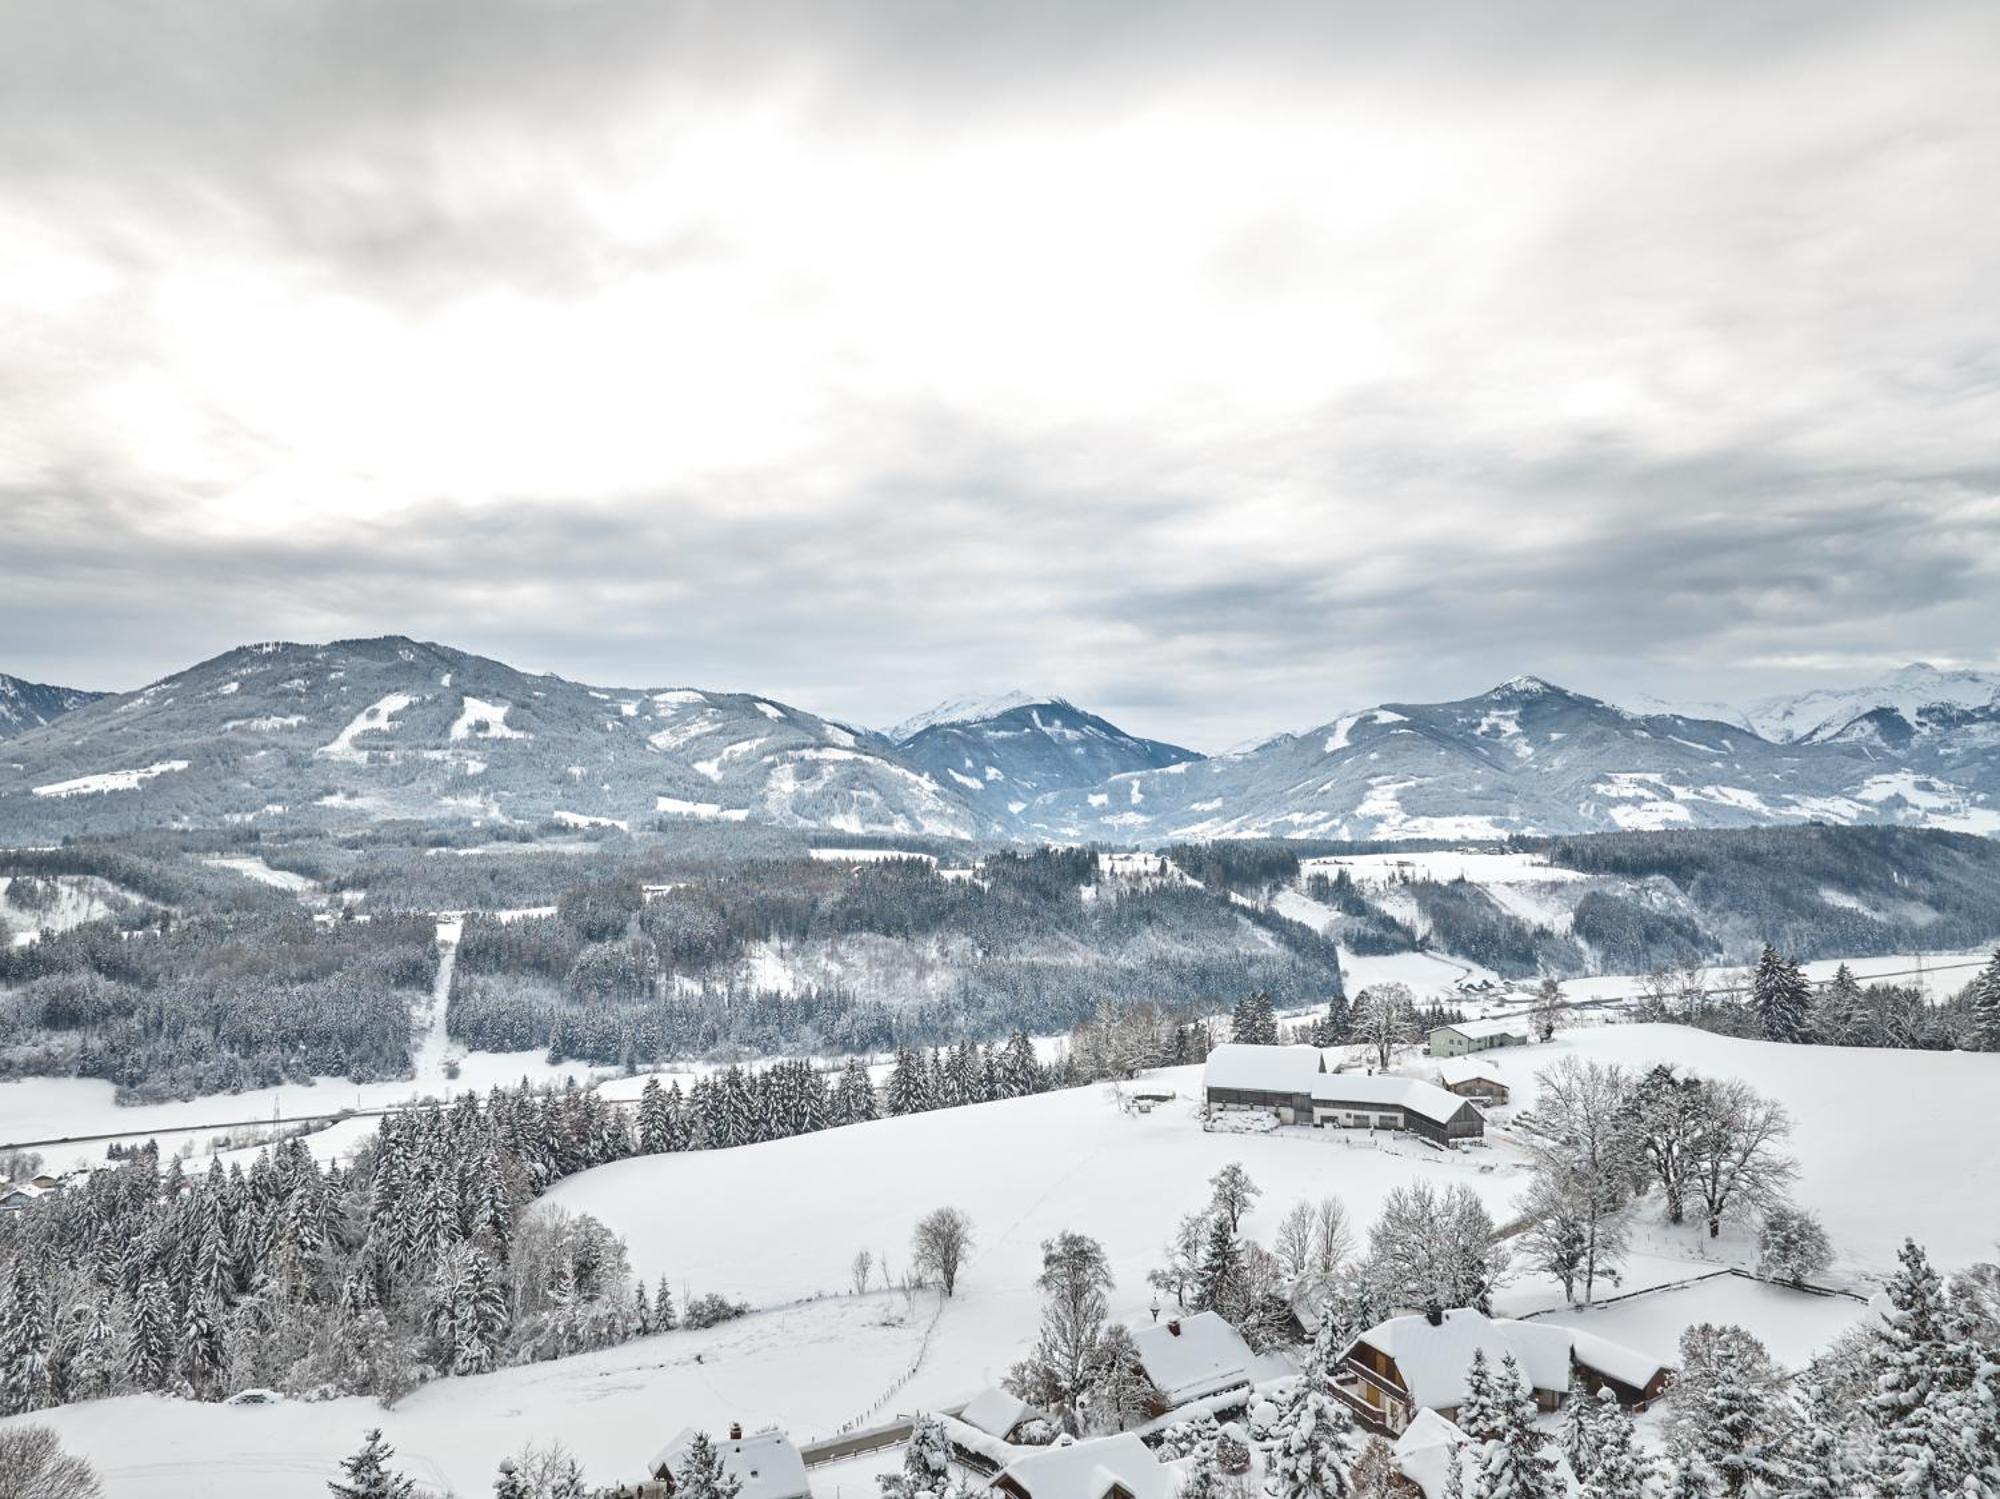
(1201, 1044, 1325, 1094)
(1309, 1073, 1473, 1127)
(651, 1427, 810, 1499)
(1347, 1309, 1579, 1411)
(1437, 1057, 1505, 1088)
(1131, 1310, 1257, 1406)
(1434, 1017, 1530, 1040)
(1393, 1411, 1468, 1499)
(960, 1386, 1037, 1440)
(990, 1432, 1173, 1499)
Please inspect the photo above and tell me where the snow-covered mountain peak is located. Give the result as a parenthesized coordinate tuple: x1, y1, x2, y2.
(887, 690, 1066, 741)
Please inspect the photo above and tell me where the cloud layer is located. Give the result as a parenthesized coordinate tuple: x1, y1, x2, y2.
(4, 1, 1998, 747)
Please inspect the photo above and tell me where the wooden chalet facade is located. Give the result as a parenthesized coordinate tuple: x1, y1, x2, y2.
(1331, 1309, 1670, 1437)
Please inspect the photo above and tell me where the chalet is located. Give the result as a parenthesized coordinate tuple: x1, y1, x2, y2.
(1202, 1046, 1485, 1148)
(1131, 1311, 1257, 1411)
(648, 1426, 810, 1499)
(1427, 1019, 1529, 1058)
(1436, 1058, 1510, 1105)
(1331, 1308, 1669, 1436)
(989, 1433, 1173, 1499)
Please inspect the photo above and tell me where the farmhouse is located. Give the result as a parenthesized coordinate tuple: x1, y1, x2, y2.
(1331, 1308, 1668, 1435)
(1131, 1311, 1257, 1409)
(1202, 1046, 1485, 1148)
(1427, 1018, 1530, 1057)
(648, 1425, 810, 1499)
(989, 1433, 1173, 1499)
(1436, 1057, 1510, 1105)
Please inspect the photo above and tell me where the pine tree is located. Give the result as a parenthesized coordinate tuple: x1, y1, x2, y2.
(1266, 1382, 1355, 1499)
(1573, 1389, 1646, 1499)
(1230, 992, 1278, 1046)
(1969, 949, 2000, 1052)
(0, 1259, 51, 1415)
(1457, 1347, 1501, 1444)
(882, 1412, 951, 1499)
(1752, 944, 1813, 1044)
(176, 1282, 227, 1400)
(1475, 1353, 1558, 1499)
(638, 1078, 672, 1153)
(1822, 963, 1868, 1046)
(1774, 1383, 1861, 1498)
(493, 1458, 532, 1499)
(328, 1428, 416, 1499)
(1556, 1371, 1599, 1482)
(676, 1431, 744, 1499)
(126, 1269, 174, 1391)
(652, 1274, 677, 1331)
(1192, 1214, 1242, 1317)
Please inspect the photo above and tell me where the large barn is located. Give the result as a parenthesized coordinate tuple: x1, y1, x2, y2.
(1427, 1018, 1530, 1057)
(1201, 1045, 1485, 1148)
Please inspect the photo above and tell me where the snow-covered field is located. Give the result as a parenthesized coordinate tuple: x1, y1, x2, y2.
(1300, 851, 1588, 888)
(11, 1022, 1997, 1496)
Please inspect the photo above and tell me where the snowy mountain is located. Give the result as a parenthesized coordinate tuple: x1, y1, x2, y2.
(0, 638, 989, 839)
(893, 695, 1200, 808)
(1739, 662, 2000, 747)
(1012, 675, 2000, 844)
(0, 671, 104, 739)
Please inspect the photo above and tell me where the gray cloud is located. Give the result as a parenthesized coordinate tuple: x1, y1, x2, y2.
(3, 1, 1999, 749)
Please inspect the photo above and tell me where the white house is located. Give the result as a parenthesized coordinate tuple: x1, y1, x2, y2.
(959, 1387, 1047, 1444)
(1427, 1018, 1530, 1057)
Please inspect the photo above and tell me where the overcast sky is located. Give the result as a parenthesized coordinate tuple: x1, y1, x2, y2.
(4, 1, 1998, 749)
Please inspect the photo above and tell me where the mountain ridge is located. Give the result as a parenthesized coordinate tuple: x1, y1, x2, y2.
(3, 642, 1997, 844)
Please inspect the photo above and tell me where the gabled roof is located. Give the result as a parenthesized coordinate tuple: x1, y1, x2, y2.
(1437, 1058, 1505, 1088)
(1434, 1017, 1529, 1040)
(1308, 1073, 1475, 1127)
(652, 1427, 810, 1499)
(1347, 1309, 1576, 1410)
(1201, 1044, 1325, 1094)
(960, 1386, 1037, 1439)
(991, 1433, 1173, 1499)
(1131, 1311, 1256, 1405)
(1393, 1411, 1469, 1499)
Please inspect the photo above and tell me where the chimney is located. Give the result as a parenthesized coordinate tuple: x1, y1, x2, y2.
(730, 1423, 743, 1441)
(1167, 1319, 1182, 1337)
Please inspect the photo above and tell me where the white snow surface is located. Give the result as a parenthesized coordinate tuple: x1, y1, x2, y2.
(316, 693, 416, 761)
(448, 696, 528, 741)
(30, 760, 189, 797)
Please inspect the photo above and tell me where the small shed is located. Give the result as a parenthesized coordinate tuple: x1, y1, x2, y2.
(1436, 1058, 1510, 1105)
(959, 1387, 1047, 1444)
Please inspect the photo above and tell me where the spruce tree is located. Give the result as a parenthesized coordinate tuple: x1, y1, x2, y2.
(327, 1428, 416, 1499)
(1266, 1383, 1355, 1499)
(0, 1259, 51, 1416)
(1573, 1389, 1646, 1499)
(1752, 945, 1813, 1044)
(1457, 1346, 1500, 1444)
(1475, 1353, 1557, 1499)
(1970, 949, 2000, 1052)
(676, 1431, 744, 1499)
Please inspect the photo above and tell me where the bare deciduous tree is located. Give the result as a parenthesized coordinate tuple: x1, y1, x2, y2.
(851, 1248, 874, 1295)
(911, 1207, 975, 1297)
(1688, 1079, 1797, 1239)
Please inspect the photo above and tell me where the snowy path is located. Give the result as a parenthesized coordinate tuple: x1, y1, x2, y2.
(410, 915, 463, 1089)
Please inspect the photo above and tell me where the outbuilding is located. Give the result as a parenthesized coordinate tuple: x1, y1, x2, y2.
(1427, 1019, 1530, 1058)
(1436, 1057, 1510, 1105)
